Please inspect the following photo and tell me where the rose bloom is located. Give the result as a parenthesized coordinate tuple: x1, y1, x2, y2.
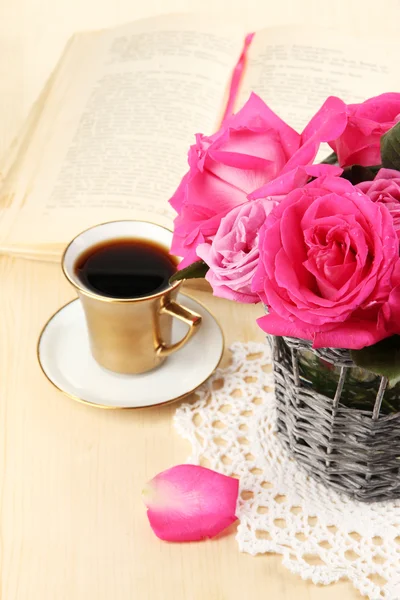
(357, 168, 400, 237)
(329, 93, 400, 167)
(253, 176, 400, 349)
(170, 93, 347, 267)
(196, 200, 270, 304)
(194, 163, 342, 304)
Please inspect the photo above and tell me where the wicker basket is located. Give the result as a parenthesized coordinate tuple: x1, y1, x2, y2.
(271, 335, 400, 502)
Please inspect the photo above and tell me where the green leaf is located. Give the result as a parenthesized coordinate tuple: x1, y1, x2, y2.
(351, 335, 400, 387)
(381, 121, 400, 170)
(169, 260, 209, 284)
(319, 151, 338, 165)
(341, 164, 381, 185)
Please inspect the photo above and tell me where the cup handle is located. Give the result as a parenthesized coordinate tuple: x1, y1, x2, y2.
(156, 299, 202, 357)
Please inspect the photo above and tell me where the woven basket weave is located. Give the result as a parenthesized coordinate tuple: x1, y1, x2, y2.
(271, 335, 400, 502)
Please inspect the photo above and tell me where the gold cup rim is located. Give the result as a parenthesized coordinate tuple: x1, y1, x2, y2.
(37, 293, 225, 410)
(61, 219, 182, 304)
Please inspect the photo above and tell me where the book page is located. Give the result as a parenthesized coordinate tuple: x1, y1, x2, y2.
(0, 14, 244, 254)
(238, 27, 400, 160)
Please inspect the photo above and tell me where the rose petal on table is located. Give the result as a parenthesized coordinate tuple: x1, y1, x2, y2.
(142, 465, 239, 542)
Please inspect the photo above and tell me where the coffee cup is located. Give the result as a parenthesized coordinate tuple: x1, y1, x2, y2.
(62, 221, 202, 374)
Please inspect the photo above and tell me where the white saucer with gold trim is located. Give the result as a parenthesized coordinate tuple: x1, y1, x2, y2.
(37, 294, 224, 409)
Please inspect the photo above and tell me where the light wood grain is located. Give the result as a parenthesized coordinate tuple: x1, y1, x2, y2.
(0, 256, 362, 600)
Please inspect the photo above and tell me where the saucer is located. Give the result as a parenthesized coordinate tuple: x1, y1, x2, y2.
(37, 294, 224, 409)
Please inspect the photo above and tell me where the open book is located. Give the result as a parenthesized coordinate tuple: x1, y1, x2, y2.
(0, 13, 398, 262)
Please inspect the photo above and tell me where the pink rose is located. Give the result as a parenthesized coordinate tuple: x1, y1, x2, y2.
(170, 93, 347, 267)
(196, 200, 271, 304)
(253, 176, 400, 349)
(329, 93, 400, 167)
(357, 168, 400, 237)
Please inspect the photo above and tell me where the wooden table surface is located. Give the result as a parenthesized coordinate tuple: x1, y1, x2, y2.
(1, 0, 396, 598)
(0, 256, 363, 600)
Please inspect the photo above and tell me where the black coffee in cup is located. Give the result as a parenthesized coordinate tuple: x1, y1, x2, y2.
(74, 239, 178, 299)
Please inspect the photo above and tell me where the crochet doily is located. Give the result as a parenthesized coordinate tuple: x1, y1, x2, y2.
(174, 342, 400, 600)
